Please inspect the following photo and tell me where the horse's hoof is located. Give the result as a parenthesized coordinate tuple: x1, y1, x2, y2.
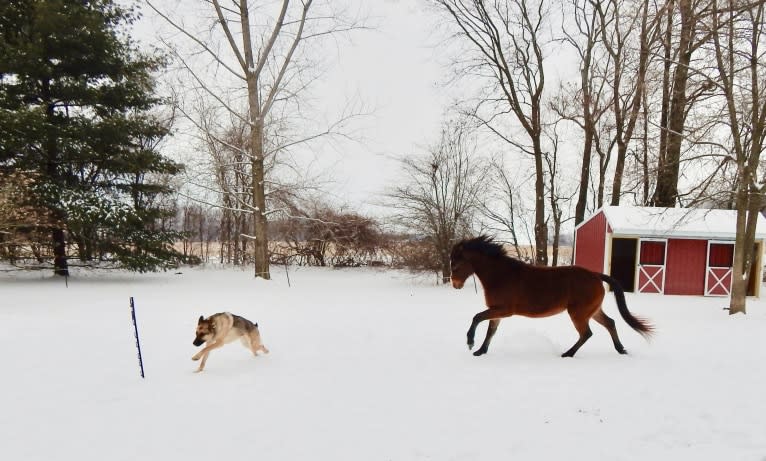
(561, 352, 574, 358)
(467, 342, 474, 350)
(473, 349, 487, 356)
(618, 349, 628, 355)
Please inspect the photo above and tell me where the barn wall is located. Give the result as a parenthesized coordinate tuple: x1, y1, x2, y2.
(574, 211, 607, 273)
(665, 239, 707, 295)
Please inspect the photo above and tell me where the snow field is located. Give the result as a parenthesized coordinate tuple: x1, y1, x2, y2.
(1, 266, 765, 460)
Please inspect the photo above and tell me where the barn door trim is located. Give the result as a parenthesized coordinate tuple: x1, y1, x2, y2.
(636, 238, 667, 294)
(705, 240, 734, 297)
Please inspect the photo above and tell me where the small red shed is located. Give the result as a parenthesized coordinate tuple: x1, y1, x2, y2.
(573, 206, 766, 297)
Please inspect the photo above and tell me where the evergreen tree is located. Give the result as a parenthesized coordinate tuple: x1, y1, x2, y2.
(0, 0, 183, 274)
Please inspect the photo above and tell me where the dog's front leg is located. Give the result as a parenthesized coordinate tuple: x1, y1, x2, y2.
(192, 340, 221, 361)
(195, 341, 224, 372)
(194, 351, 210, 373)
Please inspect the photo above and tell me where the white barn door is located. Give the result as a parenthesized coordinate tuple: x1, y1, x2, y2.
(636, 239, 667, 294)
(705, 241, 734, 296)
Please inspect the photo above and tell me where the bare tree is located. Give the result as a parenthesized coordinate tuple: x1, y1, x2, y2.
(555, 0, 611, 224)
(387, 118, 489, 283)
(270, 199, 385, 267)
(178, 201, 218, 264)
(595, 0, 658, 206)
(709, 0, 766, 314)
(479, 158, 535, 262)
(200, 109, 255, 265)
(147, 0, 364, 279)
(542, 126, 575, 266)
(652, 0, 719, 206)
(182, 98, 334, 265)
(556, 0, 660, 215)
(432, 0, 553, 265)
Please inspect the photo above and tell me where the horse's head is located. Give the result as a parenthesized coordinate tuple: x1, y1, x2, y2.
(449, 241, 474, 289)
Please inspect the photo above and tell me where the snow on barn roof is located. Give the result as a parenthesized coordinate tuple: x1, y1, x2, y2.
(600, 206, 766, 240)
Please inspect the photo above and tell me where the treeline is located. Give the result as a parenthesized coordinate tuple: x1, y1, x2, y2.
(175, 199, 473, 276)
(1, 179, 466, 277)
(3, 0, 765, 307)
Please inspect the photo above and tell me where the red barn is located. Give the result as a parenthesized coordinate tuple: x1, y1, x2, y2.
(573, 206, 766, 297)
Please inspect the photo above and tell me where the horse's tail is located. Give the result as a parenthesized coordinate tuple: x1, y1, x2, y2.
(598, 273, 654, 338)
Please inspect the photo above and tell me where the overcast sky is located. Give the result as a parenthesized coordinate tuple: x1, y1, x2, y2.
(132, 0, 454, 214)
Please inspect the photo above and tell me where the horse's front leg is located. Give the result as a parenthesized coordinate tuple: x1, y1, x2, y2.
(467, 308, 499, 350)
(473, 318, 502, 356)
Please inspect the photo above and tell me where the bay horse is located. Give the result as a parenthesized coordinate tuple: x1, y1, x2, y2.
(450, 236, 653, 357)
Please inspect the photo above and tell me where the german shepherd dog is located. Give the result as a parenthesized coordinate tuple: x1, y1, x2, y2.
(192, 312, 269, 372)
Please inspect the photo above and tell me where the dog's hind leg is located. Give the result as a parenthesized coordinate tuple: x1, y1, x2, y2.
(240, 336, 263, 356)
(246, 332, 269, 356)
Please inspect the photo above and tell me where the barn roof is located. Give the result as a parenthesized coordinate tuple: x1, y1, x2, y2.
(599, 206, 766, 240)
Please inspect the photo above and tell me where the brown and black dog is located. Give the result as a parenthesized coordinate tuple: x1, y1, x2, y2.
(192, 312, 269, 372)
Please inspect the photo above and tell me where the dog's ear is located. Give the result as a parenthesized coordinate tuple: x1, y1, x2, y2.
(255, 322, 258, 328)
(198, 315, 204, 323)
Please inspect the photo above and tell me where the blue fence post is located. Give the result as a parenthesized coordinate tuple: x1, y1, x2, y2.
(129, 297, 145, 379)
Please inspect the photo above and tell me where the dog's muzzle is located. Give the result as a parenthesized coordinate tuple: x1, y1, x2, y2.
(193, 338, 204, 347)
(451, 278, 465, 289)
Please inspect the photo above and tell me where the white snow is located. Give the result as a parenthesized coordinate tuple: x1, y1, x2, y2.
(601, 205, 766, 239)
(2, 265, 766, 460)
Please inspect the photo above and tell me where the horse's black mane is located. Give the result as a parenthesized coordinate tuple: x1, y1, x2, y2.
(459, 235, 508, 259)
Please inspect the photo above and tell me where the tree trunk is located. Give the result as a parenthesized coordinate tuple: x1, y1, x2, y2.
(654, 0, 693, 207)
(729, 186, 762, 314)
(729, 187, 749, 314)
(641, 88, 650, 204)
(43, 85, 68, 277)
(251, 117, 270, 279)
(610, 0, 651, 206)
(597, 157, 606, 208)
(575, 44, 595, 225)
(236, 0, 271, 279)
(575, 114, 593, 224)
(552, 210, 561, 266)
(654, 0, 674, 206)
(609, 34, 626, 207)
(575, 136, 593, 225)
(533, 140, 548, 266)
(52, 227, 68, 276)
(441, 258, 451, 284)
(610, 142, 627, 206)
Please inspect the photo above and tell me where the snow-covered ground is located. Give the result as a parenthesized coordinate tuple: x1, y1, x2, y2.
(2, 265, 765, 460)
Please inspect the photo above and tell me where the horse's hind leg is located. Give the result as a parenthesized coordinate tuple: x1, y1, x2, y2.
(592, 308, 627, 354)
(562, 313, 593, 358)
(473, 319, 501, 356)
